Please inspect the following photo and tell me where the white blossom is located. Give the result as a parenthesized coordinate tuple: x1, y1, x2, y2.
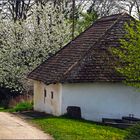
(0, 2, 71, 92)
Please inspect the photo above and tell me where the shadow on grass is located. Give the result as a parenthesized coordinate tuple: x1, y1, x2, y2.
(15, 110, 53, 119)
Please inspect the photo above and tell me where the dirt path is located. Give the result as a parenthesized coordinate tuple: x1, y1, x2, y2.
(0, 112, 53, 139)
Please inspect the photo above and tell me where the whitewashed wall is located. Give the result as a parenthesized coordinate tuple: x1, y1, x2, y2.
(61, 83, 140, 122)
(34, 81, 62, 116)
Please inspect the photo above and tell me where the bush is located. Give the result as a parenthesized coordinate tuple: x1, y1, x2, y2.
(13, 102, 33, 112)
(1, 100, 9, 109)
(125, 123, 140, 140)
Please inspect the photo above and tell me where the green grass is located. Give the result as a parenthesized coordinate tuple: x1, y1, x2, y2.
(13, 102, 33, 112)
(0, 107, 13, 112)
(0, 102, 33, 112)
(32, 116, 127, 140)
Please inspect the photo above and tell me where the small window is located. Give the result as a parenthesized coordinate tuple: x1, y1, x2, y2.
(44, 89, 47, 97)
(44, 89, 47, 103)
(51, 91, 54, 99)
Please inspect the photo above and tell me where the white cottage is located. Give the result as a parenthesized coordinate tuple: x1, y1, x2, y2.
(28, 13, 140, 122)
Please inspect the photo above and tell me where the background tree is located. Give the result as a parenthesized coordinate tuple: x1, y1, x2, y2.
(88, 0, 122, 17)
(74, 11, 98, 35)
(0, 2, 71, 92)
(0, 0, 66, 20)
(117, 0, 140, 20)
(0, 0, 34, 21)
(71, 0, 126, 37)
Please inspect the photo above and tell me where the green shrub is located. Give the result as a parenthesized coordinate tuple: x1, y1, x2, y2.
(13, 102, 33, 112)
(125, 123, 140, 140)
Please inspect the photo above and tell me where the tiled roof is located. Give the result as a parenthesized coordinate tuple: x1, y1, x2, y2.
(28, 13, 134, 84)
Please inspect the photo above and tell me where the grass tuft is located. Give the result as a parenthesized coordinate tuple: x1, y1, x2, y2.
(13, 102, 33, 112)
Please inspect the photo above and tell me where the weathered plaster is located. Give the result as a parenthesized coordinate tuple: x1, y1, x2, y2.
(34, 81, 62, 116)
(34, 81, 140, 122)
(62, 83, 140, 121)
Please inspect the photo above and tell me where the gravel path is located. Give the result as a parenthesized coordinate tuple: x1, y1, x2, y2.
(0, 112, 53, 139)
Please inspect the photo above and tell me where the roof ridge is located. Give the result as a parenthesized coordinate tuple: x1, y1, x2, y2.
(96, 12, 126, 21)
(61, 13, 126, 82)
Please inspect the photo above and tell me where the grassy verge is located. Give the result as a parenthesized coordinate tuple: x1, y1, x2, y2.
(0, 102, 33, 112)
(0, 107, 13, 112)
(32, 116, 127, 140)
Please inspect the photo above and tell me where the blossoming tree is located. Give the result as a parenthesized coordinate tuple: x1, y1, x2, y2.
(0, 2, 71, 92)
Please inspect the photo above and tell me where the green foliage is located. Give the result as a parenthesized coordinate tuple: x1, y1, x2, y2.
(112, 22, 140, 88)
(125, 123, 140, 140)
(0, 101, 33, 112)
(0, 107, 14, 112)
(0, 107, 8, 112)
(32, 117, 126, 140)
(13, 101, 33, 112)
(75, 11, 98, 35)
